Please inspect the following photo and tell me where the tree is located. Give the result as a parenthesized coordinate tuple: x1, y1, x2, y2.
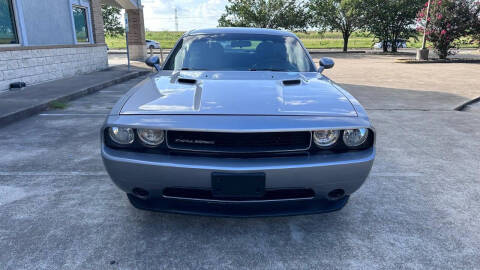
(417, 0, 480, 58)
(308, 0, 364, 52)
(218, 0, 309, 31)
(474, 13, 480, 47)
(102, 5, 124, 37)
(362, 0, 424, 52)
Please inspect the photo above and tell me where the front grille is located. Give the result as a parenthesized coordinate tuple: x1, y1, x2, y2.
(166, 131, 311, 153)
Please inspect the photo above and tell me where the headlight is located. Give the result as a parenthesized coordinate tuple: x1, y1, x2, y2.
(313, 130, 340, 148)
(343, 128, 369, 147)
(108, 127, 134, 145)
(137, 129, 165, 146)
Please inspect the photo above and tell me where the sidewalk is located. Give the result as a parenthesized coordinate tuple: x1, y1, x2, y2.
(0, 65, 150, 127)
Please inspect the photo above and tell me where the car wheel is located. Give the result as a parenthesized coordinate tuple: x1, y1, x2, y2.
(149, 45, 154, 50)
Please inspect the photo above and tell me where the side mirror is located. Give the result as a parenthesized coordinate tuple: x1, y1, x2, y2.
(318, 57, 334, 73)
(145, 56, 161, 71)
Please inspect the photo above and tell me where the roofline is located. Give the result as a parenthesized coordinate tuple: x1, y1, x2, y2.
(185, 27, 297, 37)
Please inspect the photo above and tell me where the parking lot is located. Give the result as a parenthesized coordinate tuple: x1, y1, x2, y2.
(1, 54, 479, 269)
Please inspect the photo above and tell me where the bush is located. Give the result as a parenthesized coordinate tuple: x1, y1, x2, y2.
(417, 0, 480, 59)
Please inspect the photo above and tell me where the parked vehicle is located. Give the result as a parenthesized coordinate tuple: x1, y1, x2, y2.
(102, 28, 375, 217)
(146, 39, 160, 49)
(373, 40, 407, 49)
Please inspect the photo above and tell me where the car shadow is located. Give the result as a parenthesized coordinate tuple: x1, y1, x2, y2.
(339, 83, 471, 111)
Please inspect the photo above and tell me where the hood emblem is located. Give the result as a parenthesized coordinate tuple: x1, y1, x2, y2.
(175, 138, 215, 145)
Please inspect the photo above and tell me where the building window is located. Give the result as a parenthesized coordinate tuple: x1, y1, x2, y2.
(73, 5, 89, 43)
(0, 0, 19, 44)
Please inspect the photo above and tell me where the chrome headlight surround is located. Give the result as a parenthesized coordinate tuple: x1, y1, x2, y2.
(313, 130, 340, 148)
(104, 127, 167, 151)
(343, 128, 369, 147)
(108, 127, 135, 145)
(137, 129, 165, 147)
(311, 128, 373, 151)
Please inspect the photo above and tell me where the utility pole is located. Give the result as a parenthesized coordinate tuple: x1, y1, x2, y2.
(417, 0, 431, 60)
(174, 8, 179, 32)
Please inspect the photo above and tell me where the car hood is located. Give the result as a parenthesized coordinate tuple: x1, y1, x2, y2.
(120, 71, 357, 117)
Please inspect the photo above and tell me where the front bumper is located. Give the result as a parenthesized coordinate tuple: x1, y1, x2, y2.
(102, 145, 375, 216)
(127, 193, 350, 217)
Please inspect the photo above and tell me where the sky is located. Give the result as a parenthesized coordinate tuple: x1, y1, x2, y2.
(140, 0, 229, 31)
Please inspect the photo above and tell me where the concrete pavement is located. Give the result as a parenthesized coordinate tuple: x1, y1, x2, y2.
(0, 69, 479, 269)
(315, 53, 480, 101)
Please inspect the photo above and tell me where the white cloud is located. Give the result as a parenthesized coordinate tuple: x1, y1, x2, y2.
(140, 0, 228, 31)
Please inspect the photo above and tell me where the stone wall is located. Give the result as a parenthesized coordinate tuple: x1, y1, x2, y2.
(0, 45, 108, 93)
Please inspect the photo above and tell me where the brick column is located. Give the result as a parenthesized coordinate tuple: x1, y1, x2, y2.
(90, 0, 106, 44)
(126, 8, 147, 60)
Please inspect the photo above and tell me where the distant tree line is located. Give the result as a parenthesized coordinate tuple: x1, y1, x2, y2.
(218, 0, 480, 58)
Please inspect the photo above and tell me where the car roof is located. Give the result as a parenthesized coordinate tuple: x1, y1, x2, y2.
(186, 27, 297, 37)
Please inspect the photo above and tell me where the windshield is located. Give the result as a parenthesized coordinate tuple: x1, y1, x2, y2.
(164, 33, 316, 72)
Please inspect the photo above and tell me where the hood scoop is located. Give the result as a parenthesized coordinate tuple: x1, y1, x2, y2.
(282, 79, 301, 86)
(178, 78, 197, 84)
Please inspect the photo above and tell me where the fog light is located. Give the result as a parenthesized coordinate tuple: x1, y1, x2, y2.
(137, 129, 165, 146)
(108, 127, 134, 145)
(343, 128, 369, 147)
(313, 130, 340, 148)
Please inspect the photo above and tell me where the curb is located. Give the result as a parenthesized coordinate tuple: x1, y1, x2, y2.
(109, 50, 171, 55)
(454, 96, 480, 111)
(308, 50, 366, 54)
(0, 70, 150, 127)
(395, 58, 480, 64)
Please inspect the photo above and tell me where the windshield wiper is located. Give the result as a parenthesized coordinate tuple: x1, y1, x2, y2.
(249, 68, 288, 71)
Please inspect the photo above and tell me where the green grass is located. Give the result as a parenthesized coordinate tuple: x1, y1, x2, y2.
(105, 31, 479, 50)
(49, 101, 68, 110)
(106, 31, 184, 49)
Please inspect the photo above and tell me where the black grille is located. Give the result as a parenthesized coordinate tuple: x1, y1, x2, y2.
(166, 131, 311, 153)
(163, 188, 315, 201)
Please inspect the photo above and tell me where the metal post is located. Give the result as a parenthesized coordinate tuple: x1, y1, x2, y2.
(159, 45, 164, 64)
(125, 12, 130, 71)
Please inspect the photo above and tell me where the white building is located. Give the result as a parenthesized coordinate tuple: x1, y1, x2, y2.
(0, 0, 146, 93)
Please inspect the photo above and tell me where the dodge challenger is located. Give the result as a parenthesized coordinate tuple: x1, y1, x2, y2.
(101, 28, 375, 216)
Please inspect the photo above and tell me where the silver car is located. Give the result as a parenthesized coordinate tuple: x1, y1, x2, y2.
(146, 39, 160, 49)
(101, 28, 375, 217)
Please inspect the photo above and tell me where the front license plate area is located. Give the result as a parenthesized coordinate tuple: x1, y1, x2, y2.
(212, 173, 265, 198)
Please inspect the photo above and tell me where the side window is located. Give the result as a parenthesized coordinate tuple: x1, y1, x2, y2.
(164, 39, 184, 70)
(70, 0, 93, 44)
(286, 38, 312, 71)
(72, 6, 89, 43)
(0, 0, 19, 44)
